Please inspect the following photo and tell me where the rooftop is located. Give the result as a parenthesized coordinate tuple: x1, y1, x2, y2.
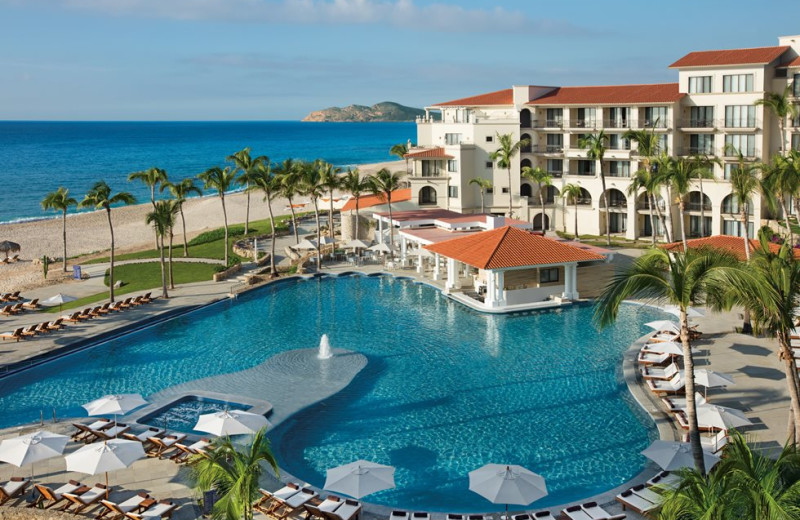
(434, 88, 514, 107)
(527, 83, 683, 105)
(669, 45, 790, 68)
(403, 147, 454, 159)
(662, 235, 800, 260)
(340, 188, 411, 212)
(424, 226, 606, 270)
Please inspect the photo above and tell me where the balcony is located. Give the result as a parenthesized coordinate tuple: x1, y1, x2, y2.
(686, 202, 712, 212)
(642, 119, 669, 129)
(680, 119, 716, 129)
(546, 170, 564, 178)
(567, 170, 595, 177)
(532, 119, 565, 129)
(722, 148, 760, 159)
(606, 143, 631, 151)
(607, 171, 631, 178)
(604, 119, 631, 129)
(684, 147, 716, 156)
(723, 120, 760, 130)
(568, 119, 599, 130)
(574, 198, 592, 206)
(532, 144, 564, 154)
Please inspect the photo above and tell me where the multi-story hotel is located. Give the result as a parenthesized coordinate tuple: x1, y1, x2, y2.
(405, 35, 800, 241)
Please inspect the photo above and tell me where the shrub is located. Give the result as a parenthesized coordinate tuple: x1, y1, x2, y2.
(189, 226, 246, 246)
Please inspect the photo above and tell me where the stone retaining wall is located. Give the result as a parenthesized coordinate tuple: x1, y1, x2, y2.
(0, 508, 75, 520)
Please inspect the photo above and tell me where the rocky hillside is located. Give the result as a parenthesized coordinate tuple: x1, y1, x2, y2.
(302, 101, 425, 122)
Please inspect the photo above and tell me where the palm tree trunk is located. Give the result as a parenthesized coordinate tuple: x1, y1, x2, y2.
(62, 208, 68, 272)
(288, 196, 299, 243)
(106, 208, 115, 303)
(780, 197, 794, 246)
(180, 206, 189, 257)
(741, 207, 751, 261)
(778, 331, 800, 444)
(680, 309, 706, 474)
(329, 190, 336, 251)
(599, 164, 610, 246)
(313, 198, 322, 270)
(573, 201, 578, 239)
(539, 189, 546, 234)
(507, 167, 513, 218)
(480, 190, 485, 214)
(699, 177, 707, 237)
(158, 234, 168, 298)
(266, 194, 277, 276)
(244, 187, 251, 235)
(168, 229, 174, 290)
(648, 195, 657, 246)
(654, 190, 672, 243)
(679, 202, 688, 251)
(354, 197, 360, 241)
(221, 195, 229, 266)
(151, 187, 159, 251)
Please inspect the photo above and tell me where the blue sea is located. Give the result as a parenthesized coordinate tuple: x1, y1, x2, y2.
(0, 121, 415, 224)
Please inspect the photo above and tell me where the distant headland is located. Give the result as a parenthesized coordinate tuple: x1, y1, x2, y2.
(302, 101, 425, 122)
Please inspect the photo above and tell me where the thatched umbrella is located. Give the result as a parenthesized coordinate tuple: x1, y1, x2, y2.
(0, 241, 20, 259)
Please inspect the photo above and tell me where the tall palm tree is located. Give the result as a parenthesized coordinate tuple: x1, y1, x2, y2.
(660, 156, 698, 250)
(78, 181, 136, 302)
(578, 131, 610, 245)
(160, 178, 203, 257)
(521, 166, 552, 234)
(755, 85, 799, 157)
(561, 183, 583, 239)
(41, 187, 77, 272)
(761, 155, 797, 245)
(128, 167, 168, 249)
(197, 166, 238, 266)
(468, 177, 493, 214)
(191, 428, 278, 520)
(251, 160, 280, 276)
(628, 168, 660, 245)
(319, 162, 342, 250)
(299, 160, 326, 270)
(275, 159, 301, 244)
(145, 200, 175, 298)
(370, 168, 405, 257)
(690, 154, 719, 238)
(228, 147, 265, 235)
(490, 133, 529, 218)
(340, 168, 371, 241)
(625, 127, 669, 241)
(594, 248, 739, 473)
(390, 142, 410, 175)
(726, 145, 762, 261)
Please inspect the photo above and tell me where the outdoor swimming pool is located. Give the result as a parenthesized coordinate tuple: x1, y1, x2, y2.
(0, 274, 666, 512)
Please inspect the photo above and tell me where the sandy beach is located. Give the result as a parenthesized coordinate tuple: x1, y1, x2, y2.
(0, 160, 402, 292)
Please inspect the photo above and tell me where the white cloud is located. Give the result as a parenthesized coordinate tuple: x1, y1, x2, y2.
(17, 0, 589, 34)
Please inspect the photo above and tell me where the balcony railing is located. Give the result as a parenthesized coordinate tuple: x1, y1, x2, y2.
(602, 200, 628, 209)
(532, 145, 564, 153)
(574, 198, 592, 206)
(723, 148, 760, 159)
(638, 201, 666, 210)
(607, 171, 631, 178)
(606, 144, 631, 151)
(686, 202, 712, 211)
(568, 119, 599, 129)
(568, 170, 595, 176)
(547, 170, 564, 178)
(681, 119, 716, 128)
(686, 147, 715, 156)
(642, 119, 669, 129)
(723, 120, 759, 129)
(532, 119, 565, 129)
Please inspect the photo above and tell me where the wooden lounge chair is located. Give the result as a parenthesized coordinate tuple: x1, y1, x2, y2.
(91, 423, 131, 441)
(61, 483, 109, 513)
(637, 350, 671, 366)
(273, 488, 318, 519)
(0, 293, 11, 301)
(146, 434, 187, 458)
(78, 307, 95, 319)
(96, 303, 113, 314)
(390, 511, 410, 520)
(47, 318, 66, 331)
(0, 477, 31, 505)
(303, 495, 341, 520)
(140, 292, 153, 304)
(20, 325, 39, 338)
(411, 513, 431, 520)
(29, 481, 83, 509)
(119, 298, 134, 309)
(170, 438, 212, 463)
(124, 499, 177, 520)
(647, 471, 681, 491)
(71, 418, 113, 441)
(10, 303, 24, 313)
(97, 492, 151, 519)
(130, 296, 145, 306)
(0, 304, 17, 316)
(616, 486, 659, 515)
(122, 427, 165, 446)
(22, 298, 39, 310)
(561, 506, 592, 520)
(9, 254, 19, 262)
(322, 499, 362, 520)
(681, 430, 728, 453)
(641, 363, 679, 381)
(34, 322, 51, 334)
(62, 312, 84, 323)
(580, 502, 626, 520)
(0, 328, 25, 342)
(255, 483, 300, 514)
(646, 374, 685, 395)
(530, 513, 556, 520)
(87, 306, 104, 318)
(7, 291, 21, 301)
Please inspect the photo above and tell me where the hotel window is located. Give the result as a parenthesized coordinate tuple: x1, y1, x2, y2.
(657, 134, 669, 154)
(794, 74, 800, 97)
(447, 159, 458, 172)
(577, 108, 596, 127)
(485, 136, 493, 142)
(725, 134, 755, 157)
(723, 74, 754, 93)
(546, 108, 563, 126)
(689, 106, 714, 127)
(724, 163, 735, 180)
(576, 160, 594, 175)
(688, 76, 712, 93)
(539, 268, 559, 284)
(792, 112, 800, 128)
(793, 134, 800, 151)
(723, 220, 754, 238)
(607, 107, 629, 128)
(546, 134, 563, 152)
(608, 161, 630, 177)
(485, 161, 493, 168)
(448, 186, 458, 198)
(644, 107, 668, 127)
(444, 133, 462, 145)
(689, 134, 714, 154)
(725, 105, 756, 128)
(546, 159, 563, 175)
(608, 134, 630, 150)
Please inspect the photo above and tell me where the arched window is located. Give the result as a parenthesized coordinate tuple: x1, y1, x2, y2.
(521, 133, 532, 153)
(520, 109, 532, 128)
(533, 213, 549, 231)
(520, 183, 533, 198)
(603, 189, 627, 208)
(545, 186, 559, 204)
(419, 186, 437, 205)
(520, 158, 532, 169)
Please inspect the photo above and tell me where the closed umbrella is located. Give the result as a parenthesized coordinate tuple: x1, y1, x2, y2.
(641, 440, 720, 471)
(0, 430, 68, 479)
(696, 404, 752, 430)
(645, 320, 680, 334)
(43, 293, 78, 312)
(324, 460, 396, 499)
(65, 439, 145, 499)
(468, 464, 547, 518)
(194, 410, 270, 436)
(0, 240, 20, 259)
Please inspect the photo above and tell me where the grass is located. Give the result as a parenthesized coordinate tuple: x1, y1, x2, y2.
(554, 231, 654, 249)
(44, 261, 218, 313)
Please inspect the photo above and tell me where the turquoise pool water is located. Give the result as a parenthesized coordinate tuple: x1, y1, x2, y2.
(140, 397, 246, 435)
(0, 275, 664, 512)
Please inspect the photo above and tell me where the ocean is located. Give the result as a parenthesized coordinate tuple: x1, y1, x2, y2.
(0, 121, 415, 224)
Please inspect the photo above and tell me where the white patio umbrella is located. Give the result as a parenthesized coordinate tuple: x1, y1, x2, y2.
(345, 239, 371, 250)
(468, 464, 548, 518)
(368, 243, 391, 254)
(412, 248, 434, 258)
(43, 293, 78, 312)
(0, 430, 69, 478)
(643, 341, 684, 356)
(663, 305, 705, 318)
(645, 320, 680, 334)
(83, 394, 147, 422)
(295, 239, 319, 250)
(696, 404, 753, 430)
(641, 440, 721, 471)
(194, 410, 270, 437)
(324, 460, 396, 499)
(65, 439, 145, 499)
(694, 369, 735, 399)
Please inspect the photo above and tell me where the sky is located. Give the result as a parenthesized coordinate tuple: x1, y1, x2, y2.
(1, 0, 799, 121)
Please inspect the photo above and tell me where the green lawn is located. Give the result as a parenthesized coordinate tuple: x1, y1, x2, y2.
(45, 261, 218, 313)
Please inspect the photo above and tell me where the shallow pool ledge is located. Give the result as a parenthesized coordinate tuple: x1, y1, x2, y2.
(142, 348, 368, 428)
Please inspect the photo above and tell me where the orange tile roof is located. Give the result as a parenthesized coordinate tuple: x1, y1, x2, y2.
(435, 88, 514, 107)
(404, 147, 454, 159)
(528, 83, 683, 105)
(669, 46, 789, 68)
(784, 56, 800, 67)
(424, 226, 605, 269)
(340, 188, 411, 212)
(661, 235, 800, 260)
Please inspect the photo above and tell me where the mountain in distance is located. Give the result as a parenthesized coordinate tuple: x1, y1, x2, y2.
(302, 101, 426, 122)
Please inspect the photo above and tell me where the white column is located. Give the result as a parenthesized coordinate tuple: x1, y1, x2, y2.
(433, 254, 440, 281)
(446, 258, 457, 290)
(486, 269, 497, 307)
(416, 254, 423, 273)
(563, 264, 573, 299)
(401, 236, 407, 262)
(571, 264, 579, 300)
(378, 218, 384, 244)
(496, 270, 506, 306)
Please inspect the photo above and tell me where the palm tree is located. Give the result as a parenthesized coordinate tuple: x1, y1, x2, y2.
(490, 133, 529, 218)
(726, 145, 762, 261)
(561, 183, 583, 239)
(761, 156, 797, 245)
(298, 160, 326, 270)
(78, 181, 136, 302)
(755, 85, 799, 157)
(228, 147, 265, 235)
(340, 168, 371, 241)
(660, 156, 698, 250)
(251, 159, 280, 276)
(275, 159, 301, 244)
(628, 168, 660, 245)
(578, 131, 610, 245)
(41, 187, 77, 272)
(191, 428, 278, 520)
(594, 248, 739, 473)
(319, 162, 342, 251)
(690, 154, 719, 238)
(197, 166, 238, 266)
(658, 460, 736, 520)
(521, 166, 552, 234)
(160, 178, 203, 257)
(469, 177, 493, 214)
(625, 127, 670, 241)
(128, 167, 168, 249)
(370, 168, 405, 257)
(145, 200, 175, 298)
(390, 142, 410, 175)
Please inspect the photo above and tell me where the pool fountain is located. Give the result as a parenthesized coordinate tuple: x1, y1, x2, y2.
(318, 334, 333, 359)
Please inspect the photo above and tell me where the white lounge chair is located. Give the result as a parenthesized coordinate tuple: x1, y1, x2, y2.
(97, 493, 151, 518)
(638, 350, 671, 365)
(616, 486, 659, 515)
(682, 430, 728, 453)
(641, 363, 679, 380)
(561, 506, 592, 520)
(0, 477, 31, 505)
(581, 501, 626, 519)
(647, 471, 681, 491)
(647, 373, 685, 395)
(661, 392, 706, 412)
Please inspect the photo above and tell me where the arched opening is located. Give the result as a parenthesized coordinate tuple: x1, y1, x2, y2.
(419, 186, 437, 206)
(520, 158, 532, 169)
(570, 188, 591, 206)
(686, 191, 712, 237)
(545, 186, 559, 204)
(601, 189, 627, 209)
(722, 194, 753, 215)
(520, 183, 533, 198)
(520, 133, 532, 153)
(533, 213, 549, 231)
(520, 109, 532, 128)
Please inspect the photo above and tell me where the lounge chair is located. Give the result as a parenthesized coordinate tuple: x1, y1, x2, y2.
(146, 434, 187, 458)
(637, 350, 671, 366)
(322, 498, 361, 520)
(255, 483, 300, 514)
(661, 393, 706, 412)
(97, 492, 151, 519)
(7, 291, 21, 301)
(649, 332, 679, 343)
(10, 302, 24, 313)
(390, 511, 410, 520)
(561, 506, 592, 520)
(46, 318, 65, 331)
(62, 312, 85, 322)
(29, 481, 83, 509)
(124, 499, 177, 519)
(646, 373, 685, 395)
(0, 477, 31, 505)
(304, 496, 341, 520)
(273, 488, 318, 519)
(647, 471, 681, 491)
(641, 363, 679, 381)
(530, 513, 556, 520)
(34, 322, 51, 334)
(580, 501, 626, 519)
(0, 304, 17, 316)
(71, 418, 113, 441)
(0, 293, 10, 301)
(446, 515, 464, 520)
(170, 438, 212, 462)
(633, 485, 665, 506)
(110, 301, 126, 312)
(411, 513, 430, 520)
(88, 306, 104, 318)
(122, 427, 165, 446)
(130, 296, 145, 306)
(20, 325, 39, 338)
(140, 292, 153, 304)
(78, 307, 95, 319)
(22, 298, 39, 310)
(61, 483, 109, 513)
(119, 298, 134, 309)
(91, 423, 131, 441)
(682, 430, 728, 453)
(512, 515, 531, 520)
(615, 487, 659, 515)
(9, 254, 19, 262)
(0, 328, 25, 342)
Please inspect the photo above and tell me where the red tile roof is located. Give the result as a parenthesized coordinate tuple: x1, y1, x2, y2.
(424, 226, 605, 269)
(404, 147, 454, 159)
(527, 83, 683, 105)
(435, 88, 514, 107)
(669, 46, 789, 68)
(784, 56, 800, 68)
(340, 188, 411, 212)
(661, 235, 800, 260)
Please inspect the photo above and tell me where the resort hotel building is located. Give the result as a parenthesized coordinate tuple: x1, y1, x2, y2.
(405, 35, 800, 241)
